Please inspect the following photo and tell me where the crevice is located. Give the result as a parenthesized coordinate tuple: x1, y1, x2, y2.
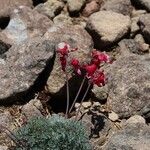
(0, 17, 10, 30)
(32, 0, 47, 7)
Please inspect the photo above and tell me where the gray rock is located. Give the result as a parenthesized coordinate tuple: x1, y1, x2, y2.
(0, 37, 54, 104)
(0, 111, 12, 128)
(0, 146, 8, 150)
(131, 0, 150, 12)
(103, 123, 150, 150)
(139, 14, 150, 43)
(2, 6, 53, 45)
(35, 0, 64, 19)
(107, 54, 150, 118)
(0, 0, 33, 18)
(67, 0, 86, 13)
(0, 40, 11, 56)
(101, 0, 133, 16)
(86, 11, 131, 49)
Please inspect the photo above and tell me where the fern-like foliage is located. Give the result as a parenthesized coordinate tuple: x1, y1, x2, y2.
(14, 115, 92, 150)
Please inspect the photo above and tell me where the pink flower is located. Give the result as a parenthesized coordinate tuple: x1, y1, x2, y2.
(71, 58, 81, 75)
(57, 42, 70, 56)
(84, 64, 97, 78)
(91, 71, 105, 87)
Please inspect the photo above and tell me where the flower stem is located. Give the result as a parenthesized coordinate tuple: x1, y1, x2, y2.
(65, 71, 69, 118)
(69, 76, 86, 113)
(75, 82, 91, 120)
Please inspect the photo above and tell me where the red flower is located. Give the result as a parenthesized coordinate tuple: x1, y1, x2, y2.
(91, 71, 105, 87)
(71, 58, 81, 75)
(84, 64, 97, 78)
(57, 42, 70, 56)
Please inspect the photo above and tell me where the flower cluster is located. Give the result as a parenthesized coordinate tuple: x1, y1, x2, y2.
(57, 42, 110, 87)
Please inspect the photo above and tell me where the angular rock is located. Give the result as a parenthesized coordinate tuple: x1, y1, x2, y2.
(126, 115, 146, 125)
(2, 6, 53, 45)
(86, 11, 131, 49)
(103, 123, 150, 150)
(44, 24, 93, 94)
(34, 0, 64, 19)
(0, 146, 8, 150)
(139, 14, 150, 43)
(108, 111, 119, 122)
(107, 54, 150, 118)
(0, 37, 54, 104)
(0, 0, 33, 18)
(131, 0, 150, 12)
(101, 0, 133, 16)
(82, 0, 100, 17)
(67, 0, 86, 13)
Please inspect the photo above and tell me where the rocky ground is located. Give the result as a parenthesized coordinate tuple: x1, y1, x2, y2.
(0, 0, 150, 150)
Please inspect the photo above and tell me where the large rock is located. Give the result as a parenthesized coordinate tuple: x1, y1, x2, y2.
(0, 37, 54, 104)
(131, 0, 150, 12)
(101, 0, 133, 16)
(107, 54, 150, 118)
(86, 11, 131, 49)
(138, 14, 150, 44)
(34, 0, 64, 19)
(2, 6, 53, 45)
(0, 0, 33, 17)
(67, 0, 86, 13)
(44, 24, 93, 94)
(103, 123, 150, 150)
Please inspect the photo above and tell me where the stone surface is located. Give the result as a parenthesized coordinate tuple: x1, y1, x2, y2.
(21, 99, 43, 119)
(108, 111, 119, 122)
(44, 24, 93, 94)
(86, 11, 131, 49)
(34, 0, 64, 19)
(131, 0, 150, 12)
(0, 146, 8, 150)
(0, 37, 54, 104)
(126, 115, 146, 124)
(0, 40, 11, 56)
(67, 0, 86, 13)
(0, 111, 12, 128)
(0, 0, 33, 17)
(2, 6, 53, 45)
(82, 102, 92, 109)
(102, 123, 150, 150)
(107, 54, 150, 118)
(101, 0, 133, 16)
(82, 1, 100, 17)
(139, 14, 150, 43)
(130, 17, 140, 37)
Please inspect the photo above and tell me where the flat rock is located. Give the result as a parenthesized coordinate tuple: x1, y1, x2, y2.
(86, 11, 131, 49)
(101, 0, 133, 16)
(103, 123, 150, 150)
(2, 6, 53, 45)
(139, 14, 150, 43)
(107, 54, 150, 118)
(0, 37, 54, 104)
(0, 0, 33, 18)
(34, 0, 64, 19)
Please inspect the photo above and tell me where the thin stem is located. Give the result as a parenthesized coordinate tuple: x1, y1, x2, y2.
(69, 76, 86, 113)
(75, 82, 91, 120)
(65, 71, 70, 118)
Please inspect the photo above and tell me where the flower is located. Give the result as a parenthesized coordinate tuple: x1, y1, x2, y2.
(71, 58, 81, 75)
(57, 42, 70, 56)
(84, 64, 97, 78)
(91, 71, 105, 87)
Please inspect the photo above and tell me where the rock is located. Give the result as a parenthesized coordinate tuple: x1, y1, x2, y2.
(0, 37, 54, 104)
(82, 1, 100, 17)
(132, 9, 147, 17)
(126, 115, 146, 124)
(0, 40, 11, 56)
(2, 6, 53, 45)
(67, 0, 86, 13)
(131, 0, 150, 12)
(0, 111, 12, 128)
(119, 39, 148, 54)
(34, 0, 64, 19)
(75, 103, 80, 109)
(139, 14, 150, 43)
(0, 0, 33, 18)
(53, 14, 73, 25)
(101, 0, 133, 16)
(21, 99, 43, 119)
(130, 17, 140, 37)
(82, 102, 92, 109)
(0, 146, 8, 150)
(134, 34, 145, 44)
(108, 111, 119, 122)
(107, 54, 150, 118)
(44, 24, 93, 94)
(86, 11, 131, 49)
(102, 123, 150, 150)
